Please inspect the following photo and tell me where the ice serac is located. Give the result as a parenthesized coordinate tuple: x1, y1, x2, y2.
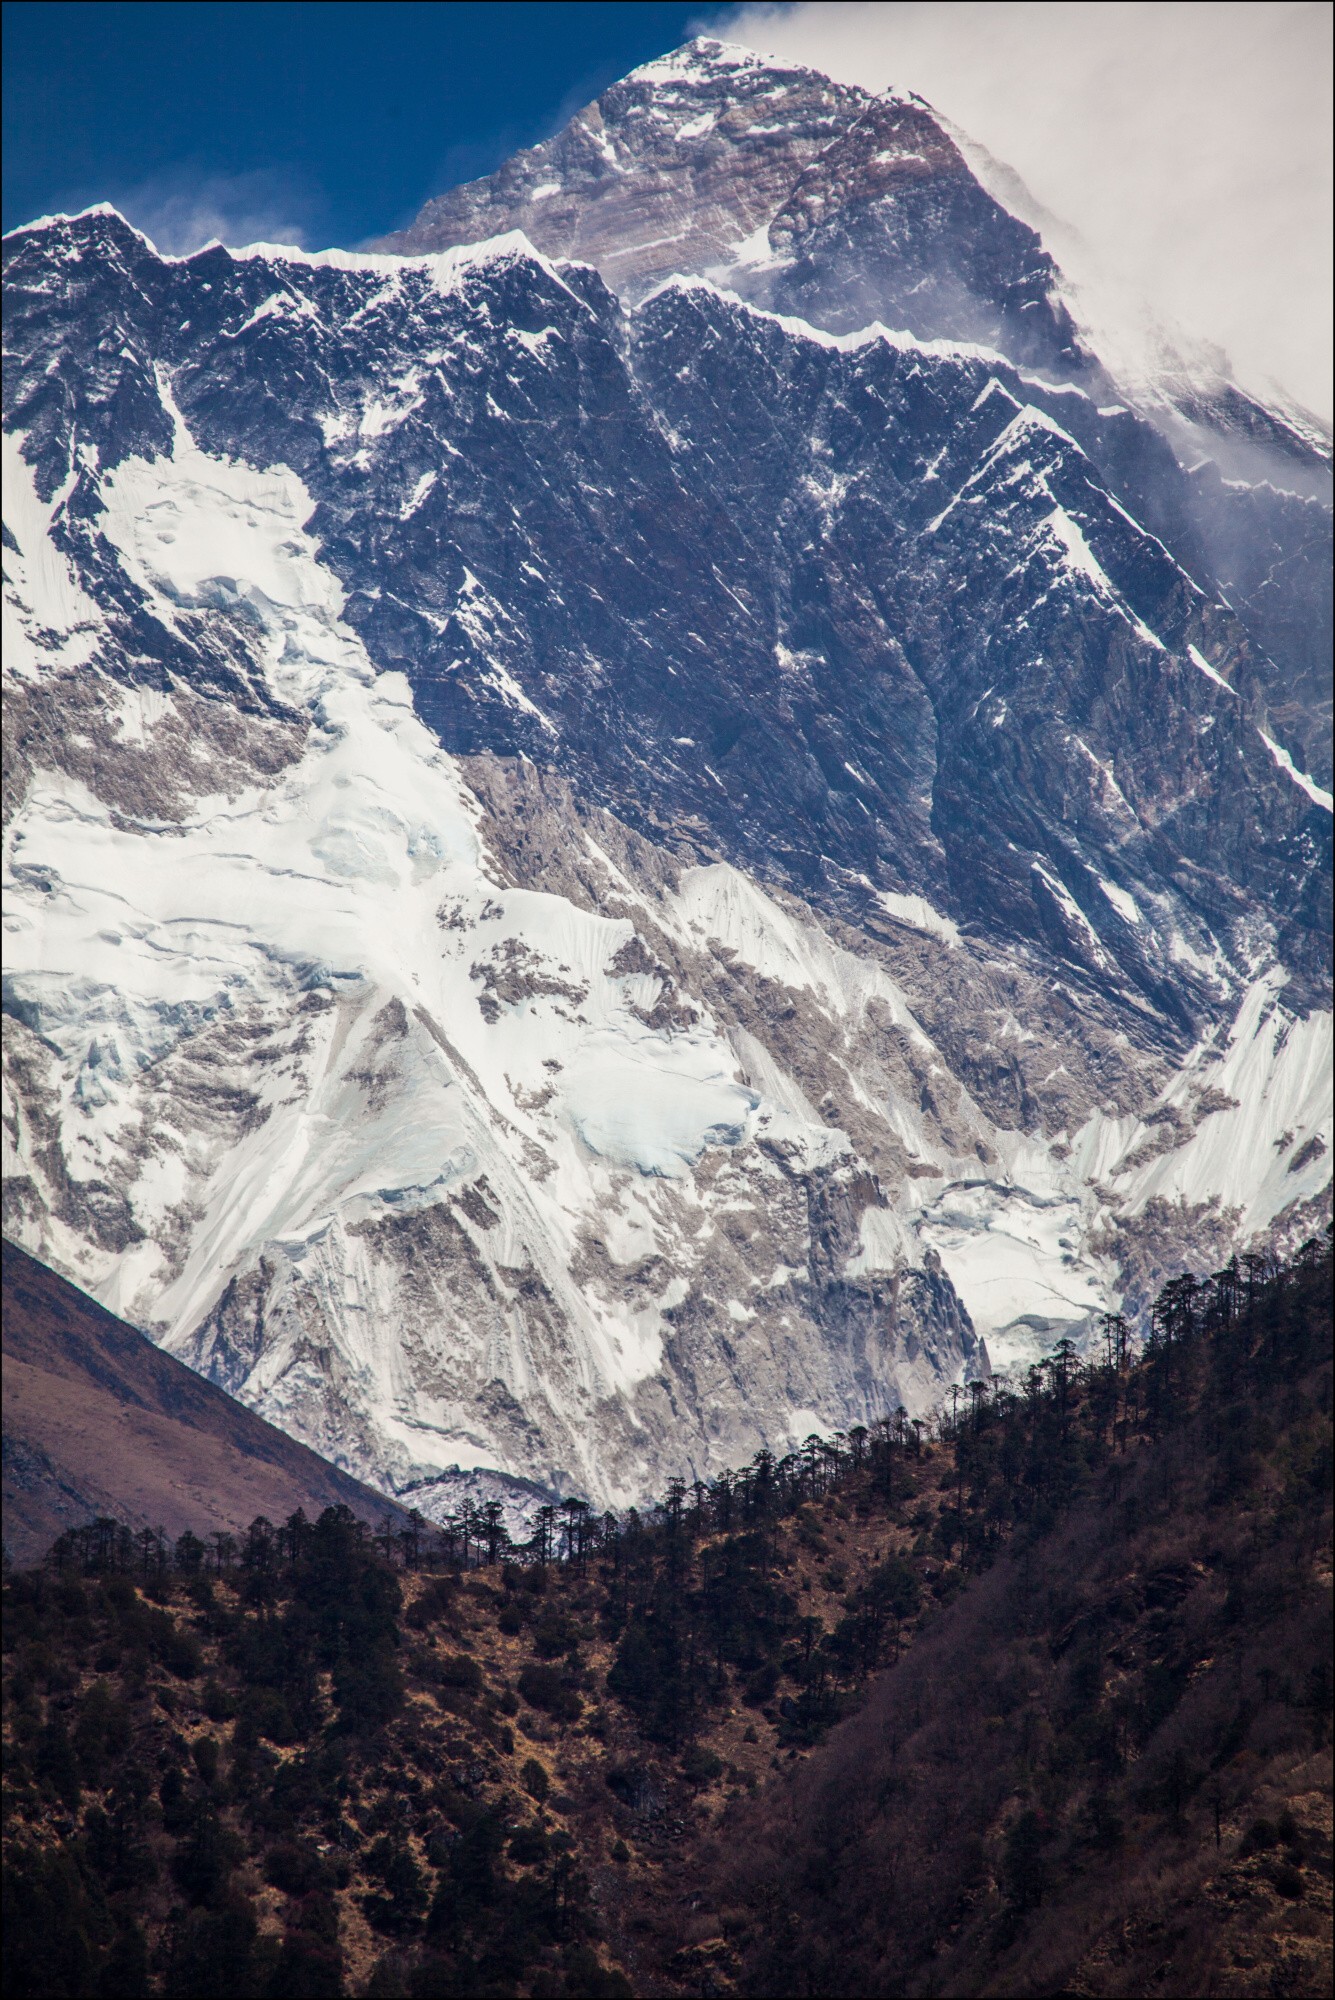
(3, 42, 1331, 1520)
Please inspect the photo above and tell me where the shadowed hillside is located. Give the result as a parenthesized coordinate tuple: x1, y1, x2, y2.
(2, 1236, 1329, 1997)
(707, 1237, 1334, 1998)
(2, 1244, 410, 1563)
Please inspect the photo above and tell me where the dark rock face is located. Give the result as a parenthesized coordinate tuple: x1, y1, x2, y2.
(5, 206, 1324, 1017)
(759, 93, 1091, 378)
(2, 39, 1329, 1514)
(1185, 465, 1333, 787)
(376, 36, 1330, 797)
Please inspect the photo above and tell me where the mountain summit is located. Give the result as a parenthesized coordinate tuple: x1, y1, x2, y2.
(3, 40, 1330, 1520)
(378, 35, 1332, 781)
(376, 37, 1096, 378)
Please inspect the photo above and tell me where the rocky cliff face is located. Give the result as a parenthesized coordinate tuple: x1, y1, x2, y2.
(3, 40, 1330, 1515)
(379, 37, 1333, 790)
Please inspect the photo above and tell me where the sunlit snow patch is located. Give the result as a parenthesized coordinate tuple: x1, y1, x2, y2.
(1187, 643, 1234, 694)
(1257, 730, 1333, 813)
(876, 890, 961, 947)
(916, 1181, 1107, 1375)
(1076, 972, 1334, 1236)
(564, 1037, 758, 1177)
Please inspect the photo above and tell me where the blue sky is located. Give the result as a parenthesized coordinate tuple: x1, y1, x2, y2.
(2, 1, 733, 249)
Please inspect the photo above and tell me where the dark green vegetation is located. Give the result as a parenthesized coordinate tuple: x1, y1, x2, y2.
(3, 1235, 1331, 1997)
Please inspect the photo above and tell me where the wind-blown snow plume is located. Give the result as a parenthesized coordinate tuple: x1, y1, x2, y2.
(717, 0, 1334, 422)
(108, 167, 314, 257)
(4, 36, 1330, 1519)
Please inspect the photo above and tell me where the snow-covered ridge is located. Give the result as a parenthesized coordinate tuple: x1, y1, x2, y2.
(4, 95, 1329, 1516)
(46, 223, 1024, 384)
(1257, 731, 1333, 814)
(626, 35, 922, 120)
(2, 202, 582, 301)
(646, 271, 1024, 371)
(628, 37, 774, 86)
(3, 199, 134, 241)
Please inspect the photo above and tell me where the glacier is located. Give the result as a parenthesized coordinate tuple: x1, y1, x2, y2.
(3, 39, 1330, 1517)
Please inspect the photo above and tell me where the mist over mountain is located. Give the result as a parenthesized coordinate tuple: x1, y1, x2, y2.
(3, 38, 1330, 1526)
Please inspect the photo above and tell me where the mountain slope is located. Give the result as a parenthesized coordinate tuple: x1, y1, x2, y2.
(2, 39, 1330, 1519)
(378, 36, 1332, 788)
(2, 1243, 408, 1563)
(2, 1241, 1328, 2000)
(709, 1242, 1334, 1999)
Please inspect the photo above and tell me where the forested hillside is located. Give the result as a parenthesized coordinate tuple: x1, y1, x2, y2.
(710, 1235, 1334, 1998)
(3, 1235, 1330, 1998)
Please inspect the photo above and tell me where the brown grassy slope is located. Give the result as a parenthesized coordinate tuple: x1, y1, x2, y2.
(1, 1461, 941, 1996)
(2, 1242, 409, 1560)
(704, 1337, 1334, 1993)
(4, 1245, 1330, 1998)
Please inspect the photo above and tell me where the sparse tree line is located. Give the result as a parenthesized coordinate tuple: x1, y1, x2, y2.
(31, 1231, 1332, 1769)
(4, 1230, 1328, 1998)
(37, 1230, 1332, 1753)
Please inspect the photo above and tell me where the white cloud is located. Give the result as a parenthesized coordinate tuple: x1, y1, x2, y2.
(713, 1, 1333, 421)
(112, 168, 312, 256)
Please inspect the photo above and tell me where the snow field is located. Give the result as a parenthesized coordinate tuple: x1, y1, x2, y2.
(11, 406, 920, 1491)
(1073, 971, 1332, 1234)
(4, 200, 1328, 1501)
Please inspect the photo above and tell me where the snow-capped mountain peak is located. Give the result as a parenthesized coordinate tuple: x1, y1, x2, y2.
(3, 43, 1329, 1520)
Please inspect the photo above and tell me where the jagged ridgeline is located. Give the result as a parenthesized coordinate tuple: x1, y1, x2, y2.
(3, 1235, 1329, 1998)
(3, 40, 1331, 1524)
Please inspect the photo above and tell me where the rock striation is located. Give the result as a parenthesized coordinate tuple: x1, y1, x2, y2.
(3, 40, 1330, 1517)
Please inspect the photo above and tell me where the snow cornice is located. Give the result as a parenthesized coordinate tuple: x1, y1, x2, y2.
(638, 272, 1088, 394)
